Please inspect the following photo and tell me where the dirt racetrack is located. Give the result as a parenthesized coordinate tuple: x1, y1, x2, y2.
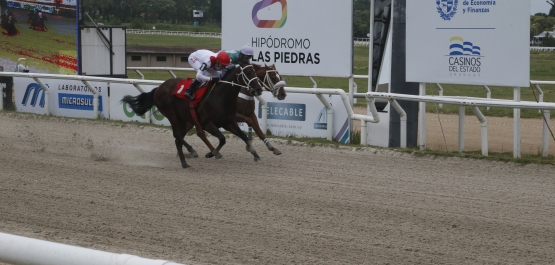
(1, 112, 555, 265)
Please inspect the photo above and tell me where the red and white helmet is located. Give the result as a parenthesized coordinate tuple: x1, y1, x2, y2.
(215, 52, 231, 66)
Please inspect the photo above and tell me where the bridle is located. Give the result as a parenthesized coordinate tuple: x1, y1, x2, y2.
(220, 64, 261, 95)
(260, 66, 286, 98)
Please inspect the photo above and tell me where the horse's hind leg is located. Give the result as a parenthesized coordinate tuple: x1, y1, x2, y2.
(169, 119, 190, 168)
(181, 122, 199, 158)
(223, 123, 261, 162)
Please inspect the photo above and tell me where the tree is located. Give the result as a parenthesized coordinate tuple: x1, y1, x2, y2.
(543, 36, 555, 47)
(353, 9, 370, 38)
(206, 0, 221, 24)
(548, 0, 555, 17)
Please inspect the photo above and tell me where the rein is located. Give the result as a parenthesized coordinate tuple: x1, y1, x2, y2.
(218, 64, 260, 94)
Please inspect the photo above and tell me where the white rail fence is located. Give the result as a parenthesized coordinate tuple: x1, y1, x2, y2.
(127, 67, 555, 158)
(126, 29, 222, 38)
(0, 71, 376, 145)
(0, 232, 185, 265)
(363, 84, 555, 158)
(530, 46, 555, 51)
(1, 71, 554, 158)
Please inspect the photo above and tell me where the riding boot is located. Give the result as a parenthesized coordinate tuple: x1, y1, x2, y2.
(184, 79, 201, 99)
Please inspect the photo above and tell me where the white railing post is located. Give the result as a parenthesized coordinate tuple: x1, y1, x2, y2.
(483, 85, 491, 111)
(459, 106, 465, 153)
(389, 99, 407, 148)
(33, 77, 50, 115)
(419, 83, 426, 150)
(471, 106, 488, 156)
(542, 110, 550, 157)
(514, 87, 521, 158)
(0, 79, 4, 111)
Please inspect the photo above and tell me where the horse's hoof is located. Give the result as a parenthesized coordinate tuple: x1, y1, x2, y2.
(181, 163, 191, 168)
(205, 152, 214, 158)
(215, 153, 223, 159)
(191, 151, 199, 158)
(273, 150, 282, 155)
(254, 156, 261, 162)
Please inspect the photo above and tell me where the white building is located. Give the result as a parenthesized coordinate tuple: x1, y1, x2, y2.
(531, 24, 555, 46)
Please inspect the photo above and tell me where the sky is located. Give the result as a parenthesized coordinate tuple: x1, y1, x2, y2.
(531, 0, 552, 15)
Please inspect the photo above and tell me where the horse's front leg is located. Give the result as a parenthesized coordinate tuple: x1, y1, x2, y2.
(248, 112, 281, 155)
(223, 123, 260, 162)
(203, 123, 225, 159)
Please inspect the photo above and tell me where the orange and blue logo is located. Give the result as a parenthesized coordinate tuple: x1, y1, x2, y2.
(252, 0, 287, 28)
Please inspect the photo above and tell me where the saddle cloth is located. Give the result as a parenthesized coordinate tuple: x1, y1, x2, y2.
(172, 78, 211, 105)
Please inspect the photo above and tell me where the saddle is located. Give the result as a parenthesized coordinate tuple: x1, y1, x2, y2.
(172, 78, 212, 105)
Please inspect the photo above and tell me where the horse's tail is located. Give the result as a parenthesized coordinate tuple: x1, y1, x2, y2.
(120, 88, 158, 116)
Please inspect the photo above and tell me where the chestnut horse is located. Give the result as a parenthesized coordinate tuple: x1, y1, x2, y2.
(236, 64, 287, 155)
(121, 63, 263, 168)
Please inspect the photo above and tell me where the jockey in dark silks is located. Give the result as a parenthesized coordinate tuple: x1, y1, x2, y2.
(221, 44, 254, 78)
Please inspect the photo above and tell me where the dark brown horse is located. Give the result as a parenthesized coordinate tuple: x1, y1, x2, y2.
(236, 64, 287, 155)
(121, 63, 263, 168)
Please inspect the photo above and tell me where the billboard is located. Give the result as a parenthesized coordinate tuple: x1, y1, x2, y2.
(406, 1, 530, 87)
(222, 0, 353, 77)
(13, 77, 109, 118)
(0, 0, 77, 74)
(238, 92, 351, 143)
(109, 83, 169, 126)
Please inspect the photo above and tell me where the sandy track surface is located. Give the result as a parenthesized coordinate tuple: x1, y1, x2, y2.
(1, 112, 554, 265)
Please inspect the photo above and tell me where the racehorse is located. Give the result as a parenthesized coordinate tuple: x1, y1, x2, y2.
(121, 63, 263, 168)
(236, 64, 287, 155)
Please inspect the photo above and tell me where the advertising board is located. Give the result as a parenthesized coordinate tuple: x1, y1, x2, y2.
(13, 77, 109, 119)
(406, 1, 530, 87)
(239, 91, 351, 143)
(222, 0, 353, 77)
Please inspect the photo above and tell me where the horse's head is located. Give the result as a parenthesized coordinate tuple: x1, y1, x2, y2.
(254, 64, 287, 100)
(233, 63, 263, 97)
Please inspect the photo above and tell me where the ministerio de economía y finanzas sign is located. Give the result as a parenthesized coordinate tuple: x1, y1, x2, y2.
(406, 1, 530, 87)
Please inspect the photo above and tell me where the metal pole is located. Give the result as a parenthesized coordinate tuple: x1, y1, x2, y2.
(458, 106, 465, 153)
(542, 110, 550, 157)
(513, 87, 521, 158)
(419, 82, 426, 150)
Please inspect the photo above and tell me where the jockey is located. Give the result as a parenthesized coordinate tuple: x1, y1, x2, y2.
(226, 44, 254, 65)
(185, 49, 231, 99)
(220, 44, 254, 77)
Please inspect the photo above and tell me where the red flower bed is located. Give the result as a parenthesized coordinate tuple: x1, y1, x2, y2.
(7, 46, 78, 71)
